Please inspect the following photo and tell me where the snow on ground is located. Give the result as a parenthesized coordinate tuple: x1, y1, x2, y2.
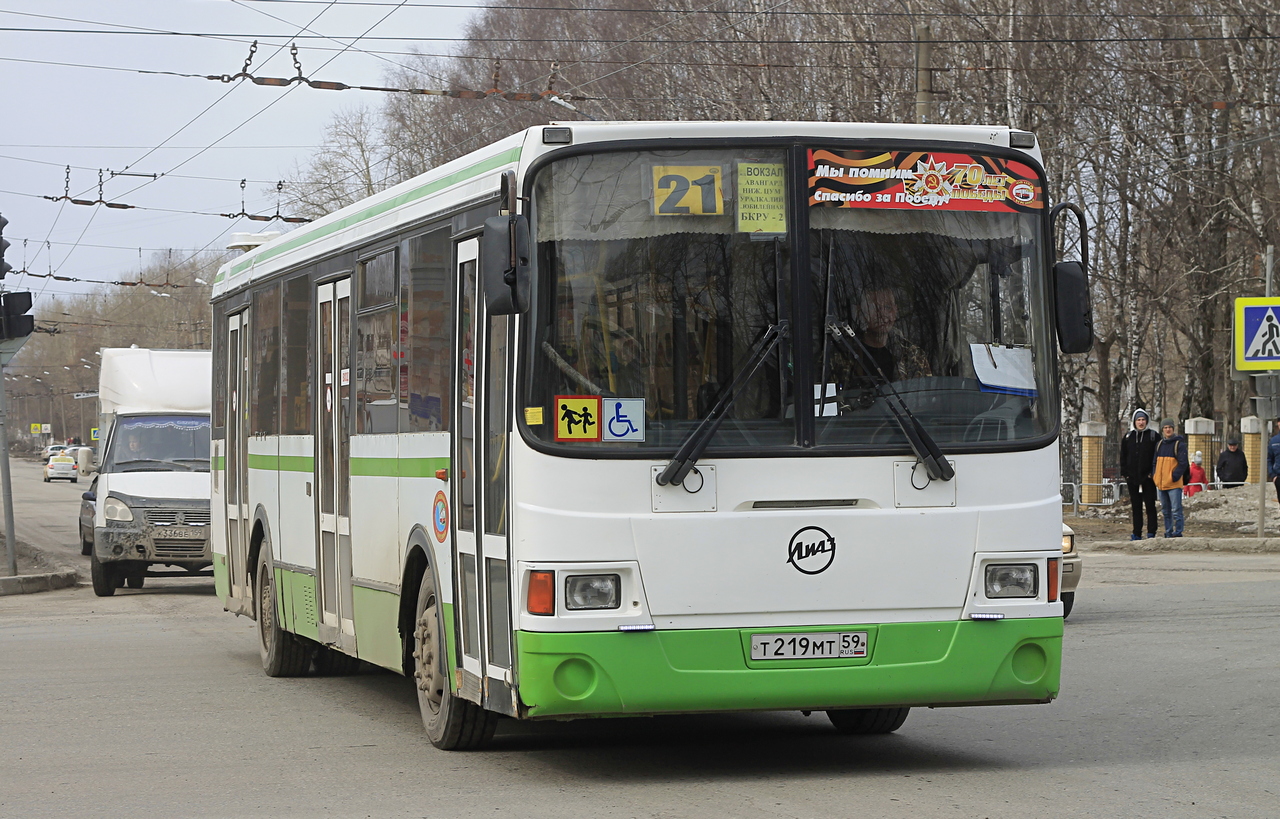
(1075, 482, 1280, 533)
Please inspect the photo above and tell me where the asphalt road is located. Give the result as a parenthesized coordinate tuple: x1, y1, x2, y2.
(1, 479, 1278, 817)
(1, 457, 90, 569)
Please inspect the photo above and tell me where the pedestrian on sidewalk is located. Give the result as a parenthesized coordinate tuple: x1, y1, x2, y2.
(1120, 408, 1159, 540)
(1152, 419, 1189, 537)
(1185, 452, 1207, 497)
(1269, 421, 1280, 503)
(1216, 438, 1247, 488)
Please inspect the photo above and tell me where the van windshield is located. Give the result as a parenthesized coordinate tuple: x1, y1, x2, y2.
(105, 415, 211, 472)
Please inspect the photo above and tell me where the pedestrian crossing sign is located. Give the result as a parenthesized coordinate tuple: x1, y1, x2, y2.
(1234, 297, 1280, 370)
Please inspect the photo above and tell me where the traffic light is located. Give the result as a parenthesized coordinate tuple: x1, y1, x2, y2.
(0, 215, 11, 280)
(0, 291, 33, 340)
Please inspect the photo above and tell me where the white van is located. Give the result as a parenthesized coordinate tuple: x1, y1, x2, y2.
(80, 348, 212, 596)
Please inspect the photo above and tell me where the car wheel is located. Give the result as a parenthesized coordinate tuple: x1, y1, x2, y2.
(413, 565, 497, 750)
(42, 474, 49, 483)
(125, 571, 145, 589)
(80, 537, 92, 557)
(256, 547, 310, 677)
(90, 554, 116, 597)
(826, 707, 910, 735)
(71, 478, 78, 484)
(1061, 592, 1075, 619)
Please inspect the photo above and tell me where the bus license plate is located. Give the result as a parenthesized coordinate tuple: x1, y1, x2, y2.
(750, 632, 868, 660)
(159, 526, 204, 540)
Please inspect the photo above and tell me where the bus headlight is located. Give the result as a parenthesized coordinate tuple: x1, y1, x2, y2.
(984, 564, 1037, 598)
(103, 497, 134, 522)
(564, 575, 620, 610)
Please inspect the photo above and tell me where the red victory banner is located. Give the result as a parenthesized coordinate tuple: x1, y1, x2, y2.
(809, 149, 1044, 213)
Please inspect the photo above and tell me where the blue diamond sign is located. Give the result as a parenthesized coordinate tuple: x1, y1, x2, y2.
(1234, 297, 1280, 370)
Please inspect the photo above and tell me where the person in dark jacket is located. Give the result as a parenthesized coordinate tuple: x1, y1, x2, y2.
(1119, 408, 1160, 540)
(1268, 422, 1280, 503)
(1152, 419, 1189, 537)
(1216, 438, 1248, 488)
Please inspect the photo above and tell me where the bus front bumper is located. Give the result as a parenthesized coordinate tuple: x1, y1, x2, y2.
(515, 617, 1062, 719)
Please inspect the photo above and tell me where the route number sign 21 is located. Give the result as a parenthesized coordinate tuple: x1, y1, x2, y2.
(651, 165, 725, 216)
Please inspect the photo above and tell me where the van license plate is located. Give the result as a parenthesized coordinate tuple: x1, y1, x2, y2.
(750, 632, 868, 660)
(160, 526, 204, 540)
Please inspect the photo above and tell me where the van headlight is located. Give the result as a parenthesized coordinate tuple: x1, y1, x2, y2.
(984, 564, 1037, 598)
(103, 497, 134, 522)
(1062, 533, 1075, 554)
(564, 575, 620, 610)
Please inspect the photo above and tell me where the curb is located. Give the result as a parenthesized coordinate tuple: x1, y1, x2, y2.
(1086, 537, 1280, 554)
(0, 570, 81, 596)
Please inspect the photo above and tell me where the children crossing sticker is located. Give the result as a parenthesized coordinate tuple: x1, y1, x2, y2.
(555, 395, 602, 441)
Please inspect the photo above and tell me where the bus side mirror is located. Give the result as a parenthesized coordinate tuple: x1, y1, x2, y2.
(1050, 202, 1093, 354)
(481, 214, 530, 315)
(1054, 260, 1093, 353)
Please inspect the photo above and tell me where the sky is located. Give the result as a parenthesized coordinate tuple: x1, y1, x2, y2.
(0, 0, 477, 307)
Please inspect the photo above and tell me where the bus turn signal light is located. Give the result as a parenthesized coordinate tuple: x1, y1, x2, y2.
(528, 570, 555, 615)
(1048, 558, 1060, 603)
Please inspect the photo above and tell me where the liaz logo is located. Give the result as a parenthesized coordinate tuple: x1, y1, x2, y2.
(787, 526, 836, 575)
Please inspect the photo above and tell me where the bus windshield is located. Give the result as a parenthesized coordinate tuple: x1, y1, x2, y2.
(524, 145, 1056, 453)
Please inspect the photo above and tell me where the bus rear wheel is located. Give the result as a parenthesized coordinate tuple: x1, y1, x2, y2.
(413, 566, 497, 750)
(826, 707, 910, 735)
(256, 548, 310, 677)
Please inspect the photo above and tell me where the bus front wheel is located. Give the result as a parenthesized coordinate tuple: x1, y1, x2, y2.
(256, 548, 310, 677)
(413, 566, 497, 750)
(826, 707, 910, 735)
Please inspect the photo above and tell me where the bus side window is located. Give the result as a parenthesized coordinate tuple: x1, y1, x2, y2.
(281, 274, 312, 435)
(251, 283, 281, 437)
(406, 227, 453, 432)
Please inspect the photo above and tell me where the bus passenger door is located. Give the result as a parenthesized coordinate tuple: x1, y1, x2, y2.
(316, 278, 356, 650)
(225, 310, 251, 610)
(453, 237, 515, 713)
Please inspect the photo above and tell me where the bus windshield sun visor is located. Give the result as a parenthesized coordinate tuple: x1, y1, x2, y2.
(655, 321, 790, 488)
(825, 321, 954, 482)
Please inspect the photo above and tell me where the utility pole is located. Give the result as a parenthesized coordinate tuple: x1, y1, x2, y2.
(1260, 244, 1275, 540)
(915, 23, 934, 124)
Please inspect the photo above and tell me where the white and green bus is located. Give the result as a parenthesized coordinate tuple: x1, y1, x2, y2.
(211, 121, 1092, 750)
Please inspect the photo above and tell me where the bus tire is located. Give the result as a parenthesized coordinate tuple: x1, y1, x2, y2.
(826, 707, 910, 735)
(256, 548, 310, 677)
(90, 554, 116, 597)
(1061, 592, 1075, 619)
(413, 566, 497, 750)
(313, 645, 362, 676)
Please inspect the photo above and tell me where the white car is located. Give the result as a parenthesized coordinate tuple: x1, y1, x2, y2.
(44, 453, 78, 483)
(1061, 523, 1082, 618)
(41, 444, 69, 460)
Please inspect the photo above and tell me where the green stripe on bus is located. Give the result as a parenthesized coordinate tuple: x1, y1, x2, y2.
(247, 453, 277, 471)
(216, 146, 523, 283)
(349, 456, 450, 478)
(246, 454, 315, 472)
(212, 455, 225, 471)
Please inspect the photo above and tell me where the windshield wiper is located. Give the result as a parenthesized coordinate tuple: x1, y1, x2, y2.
(656, 321, 789, 488)
(826, 321, 955, 482)
(112, 458, 194, 471)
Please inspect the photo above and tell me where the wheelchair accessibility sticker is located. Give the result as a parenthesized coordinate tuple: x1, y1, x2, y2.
(602, 398, 645, 442)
